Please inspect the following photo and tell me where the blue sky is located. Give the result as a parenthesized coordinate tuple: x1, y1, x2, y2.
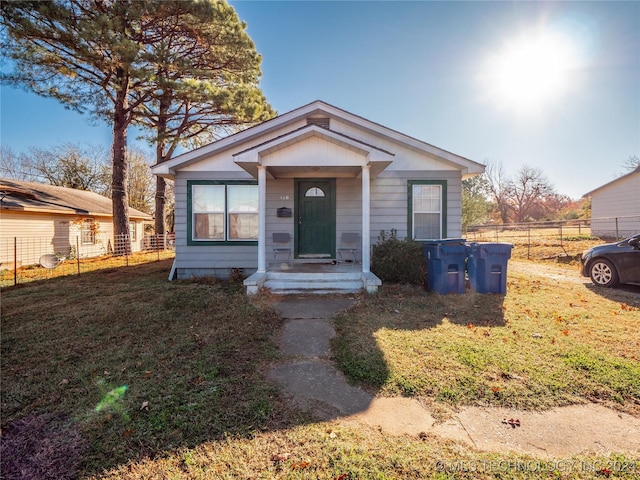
(1, 1, 638, 199)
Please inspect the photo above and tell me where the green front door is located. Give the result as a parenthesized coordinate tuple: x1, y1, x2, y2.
(295, 179, 336, 258)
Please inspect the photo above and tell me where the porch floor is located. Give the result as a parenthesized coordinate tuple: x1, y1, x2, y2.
(245, 261, 380, 295)
(267, 261, 361, 274)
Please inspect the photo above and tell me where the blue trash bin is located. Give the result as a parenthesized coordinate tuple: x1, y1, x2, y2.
(423, 239, 467, 294)
(467, 243, 513, 294)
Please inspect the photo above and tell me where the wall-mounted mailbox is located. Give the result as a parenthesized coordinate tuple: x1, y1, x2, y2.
(277, 207, 292, 218)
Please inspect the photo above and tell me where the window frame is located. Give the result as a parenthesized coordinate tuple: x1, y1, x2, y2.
(192, 183, 226, 241)
(304, 186, 326, 197)
(407, 180, 447, 240)
(81, 218, 96, 245)
(129, 221, 137, 242)
(187, 180, 259, 246)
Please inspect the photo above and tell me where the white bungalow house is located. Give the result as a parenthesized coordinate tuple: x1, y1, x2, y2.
(583, 166, 640, 239)
(152, 101, 484, 294)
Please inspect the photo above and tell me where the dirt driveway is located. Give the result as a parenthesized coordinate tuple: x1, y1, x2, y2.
(510, 260, 586, 284)
(510, 260, 640, 302)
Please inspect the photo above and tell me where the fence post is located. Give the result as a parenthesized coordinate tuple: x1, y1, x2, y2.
(76, 236, 81, 275)
(13, 237, 17, 286)
(615, 217, 619, 239)
(527, 227, 531, 260)
(125, 235, 129, 267)
(156, 234, 160, 262)
(559, 223, 563, 250)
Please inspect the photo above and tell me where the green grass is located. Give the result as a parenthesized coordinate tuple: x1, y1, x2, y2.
(332, 269, 640, 415)
(2, 258, 639, 479)
(1, 260, 287, 476)
(90, 422, 640, 479)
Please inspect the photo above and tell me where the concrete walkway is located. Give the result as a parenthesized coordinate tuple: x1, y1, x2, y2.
(268, 296, 640, 458)
(269, 297, 371, 419)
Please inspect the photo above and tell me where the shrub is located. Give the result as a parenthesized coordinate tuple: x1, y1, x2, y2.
(371, 229, 426, 285)
(562, 235, 600, 241)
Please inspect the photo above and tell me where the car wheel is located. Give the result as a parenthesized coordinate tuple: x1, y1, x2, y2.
(589, 259, 619, 287)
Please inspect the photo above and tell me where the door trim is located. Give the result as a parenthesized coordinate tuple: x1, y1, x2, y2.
(294, 178, 336, 259)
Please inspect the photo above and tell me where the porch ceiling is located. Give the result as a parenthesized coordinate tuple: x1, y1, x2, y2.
(266, 166, 362, 179)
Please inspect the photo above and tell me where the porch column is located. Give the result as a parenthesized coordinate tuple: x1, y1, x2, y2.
(362, 164, 371, 273)
(257, 165, 266, 273)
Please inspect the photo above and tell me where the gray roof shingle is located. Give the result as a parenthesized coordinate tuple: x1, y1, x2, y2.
(0, 178, 152, 219)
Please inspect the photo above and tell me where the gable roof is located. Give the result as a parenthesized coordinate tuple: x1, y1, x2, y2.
(583, 165, 640, 197)
(233, 123, 396, 178)
(0, 178, 152, 219)
(152, 100, 484, 177)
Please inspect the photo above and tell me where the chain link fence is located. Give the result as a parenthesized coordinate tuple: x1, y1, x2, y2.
(1, 233, 175, 287)
(465, 216, 639, 260)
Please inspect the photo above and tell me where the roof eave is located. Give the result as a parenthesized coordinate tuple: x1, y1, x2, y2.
(1, 204, 152, 220)
(583, 169, 640, 197)
(154, 100, 483, 175)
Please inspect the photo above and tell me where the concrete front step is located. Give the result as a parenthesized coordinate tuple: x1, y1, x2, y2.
(267, 271, 362, 281)
(266, 286, 363, 294)
(244, 270, 381, 295)
(265, 279, 363, 294)
(265, 271, 363, 294)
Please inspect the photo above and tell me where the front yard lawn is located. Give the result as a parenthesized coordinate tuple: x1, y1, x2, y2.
(1, 260, 286, 477)
(2, 259, 639, 479)
(333, 262, 640, 416)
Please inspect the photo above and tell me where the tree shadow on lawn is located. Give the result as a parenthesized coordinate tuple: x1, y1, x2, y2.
(331, 284, 506, 402)
(0, 262, 307, 479)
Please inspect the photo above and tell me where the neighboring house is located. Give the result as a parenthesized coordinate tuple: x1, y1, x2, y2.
(0, 178, 152, 267)
(152, 100, 484, 293)
(583, 166, 640, 239)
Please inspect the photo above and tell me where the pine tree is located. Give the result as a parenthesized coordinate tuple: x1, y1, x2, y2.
(1, 0, 274, 246)
(131, 1, 275, 235)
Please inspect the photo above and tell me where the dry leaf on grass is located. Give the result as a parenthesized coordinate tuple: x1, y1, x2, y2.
(271, 452, 291, 462)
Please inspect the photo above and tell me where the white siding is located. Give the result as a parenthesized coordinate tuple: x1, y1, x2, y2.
(590, 172, 640, 238)
(0, 212, 120, 266)
(371, 170, 462, 241)
(266, 178, 294, 263)
(178, 117, 461, 176)
(173, 169, 463, 277)
(1, 211, 58, 239)
(331, 118, 459, 172)
(262, 136, 365, 167)
(180, 120, 308, 173)
(174, 171, 258, 278)
(169, 113, 470, 277)
(266, 178, 366, 264)
(336, 177, 363, 261)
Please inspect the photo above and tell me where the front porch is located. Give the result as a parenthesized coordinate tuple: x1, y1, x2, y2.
(233, 122, 393, 295)
(244, 261, 381, 295)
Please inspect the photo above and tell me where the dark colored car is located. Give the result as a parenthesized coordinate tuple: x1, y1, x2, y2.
(581, 233, 640, 287)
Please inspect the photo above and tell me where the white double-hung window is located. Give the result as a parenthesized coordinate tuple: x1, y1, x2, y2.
(81, 218, 96, 244)
(192, 184, 225, 240)
(190, 182, 258, 243)
(227, 185, 258, 240)
(410, 181, 446, 240)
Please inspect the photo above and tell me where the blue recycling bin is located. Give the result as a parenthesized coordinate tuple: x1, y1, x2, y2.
(467, 243, 513, 294)
(423, 239, 467, 294)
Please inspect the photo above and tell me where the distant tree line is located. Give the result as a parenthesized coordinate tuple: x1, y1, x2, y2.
(461, 156, 639, 229)
(0, 143, 173, 228)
